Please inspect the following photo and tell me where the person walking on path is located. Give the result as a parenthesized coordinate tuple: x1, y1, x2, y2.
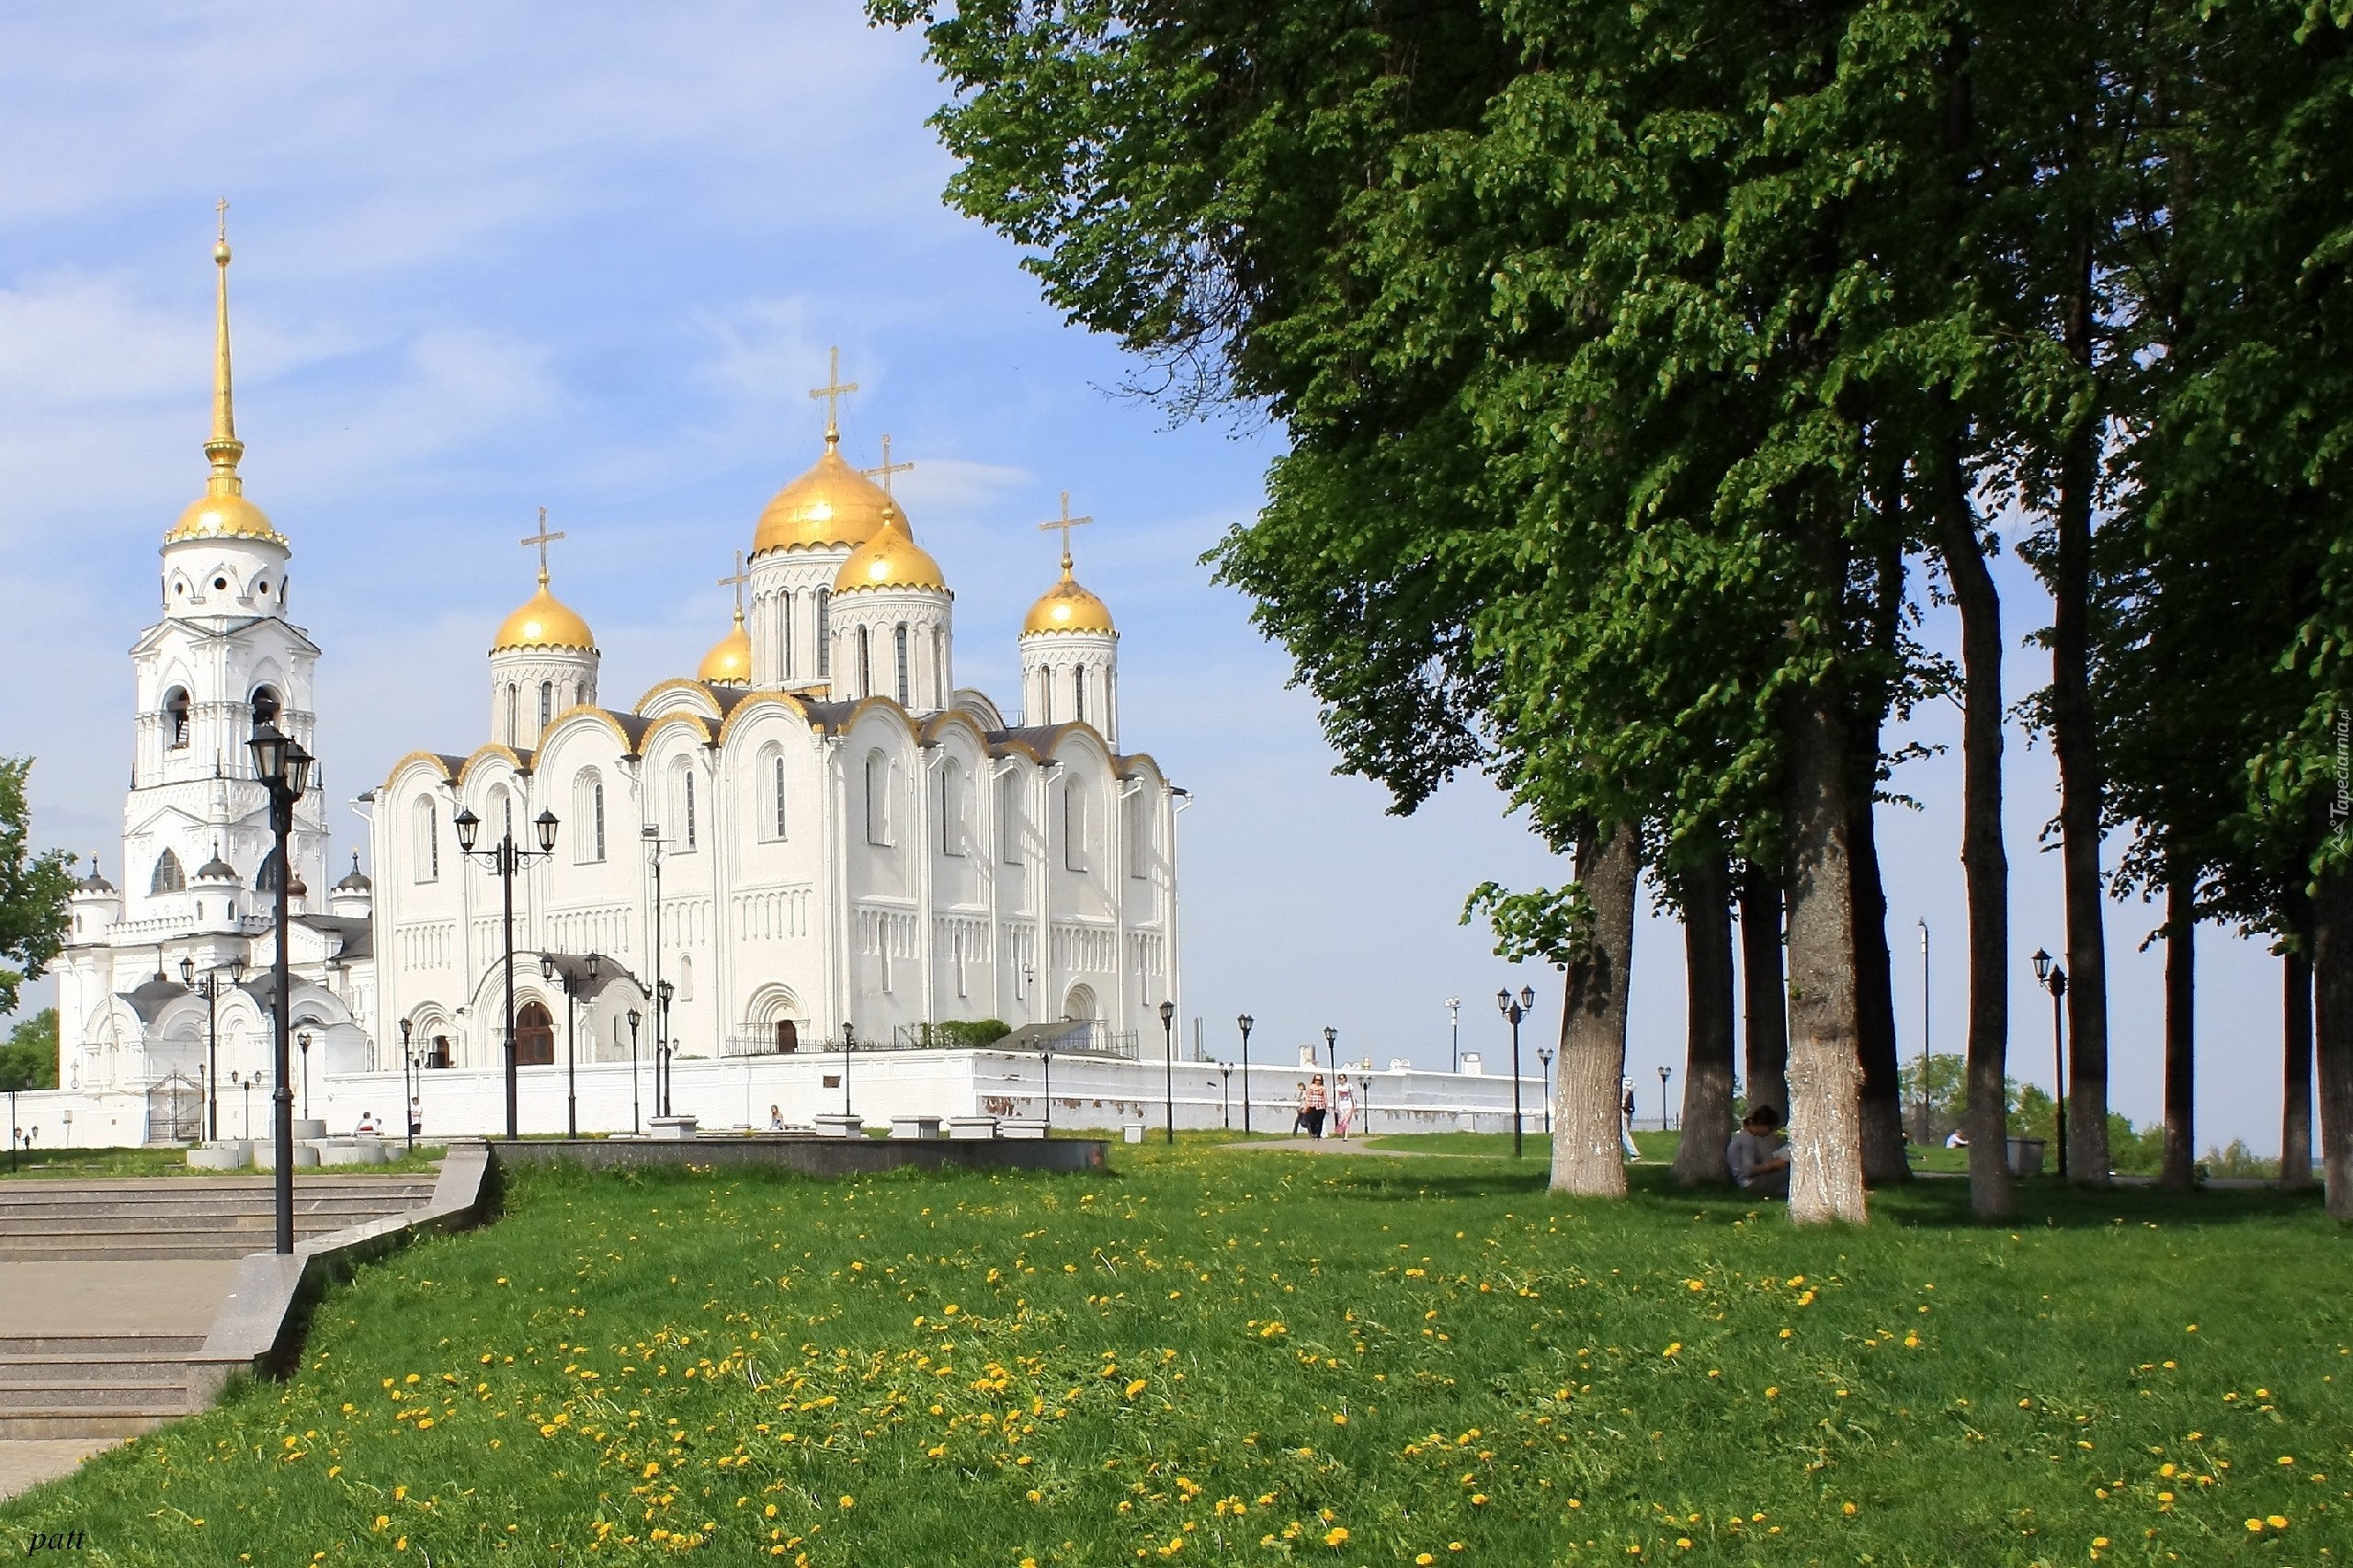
(1291, 1081, 1312, 1136)
(1302, 1074, 1329, 1139)
(1333, 1074, 1357, 1141)
(1620, 1078, 1642, 1159)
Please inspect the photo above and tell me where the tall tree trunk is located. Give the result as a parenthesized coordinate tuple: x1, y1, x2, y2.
(2160, 869, 2197, 1191)
(2285, 913, 2315, 1190)
(1740, 864, 1790, 1119)
(1550, 822, 1640, 1196)
(1930, 425, 2013, 1218)
(1782, 679, 1870, 1224)
(2311, 862, 2353, 1221)
(2052, 239, 2112, 1187)
(1850, 791, 1911, 1182)
(1672, 854, 1738, 1185)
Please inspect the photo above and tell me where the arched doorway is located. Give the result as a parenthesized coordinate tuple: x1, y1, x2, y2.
(514, 1001, 555, 1067)
(1062, 983, 1097, 1021)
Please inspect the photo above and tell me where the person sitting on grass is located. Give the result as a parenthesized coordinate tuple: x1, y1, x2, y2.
(1727, 1105, 1790, 1199)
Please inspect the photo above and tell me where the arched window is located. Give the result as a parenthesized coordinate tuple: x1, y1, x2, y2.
(676, 952, 695, 1002)
(574, 680, 587, 708)
(163, 687, 190, 749)
(999, 770, 1023, 865)
(539, 681, 553, 729)
(1074, 665, 1086, 725)
(893, 624, 910, 706)
(856, 627, 872, 699)
(779, 593, 796, 680)
(413, 797, 438, 881)
(940, 759, 967, 857)
(1127, 787, 1151, 878)
(256, 847, 285, 892)
(814, 590, 832, 677)
(759, 746, 788, 841)
(151, 848, 186, 894)
(1063, 779, 1088, 871)
(574, 770, 606, 863)
(932, 628, 945, 708)
(250, 686, 280, 728)
(864, 750, 892, 846)
(674, 766, 698, 851)
(1038, 666, 1053, 725)
(505, 684, 518, 747)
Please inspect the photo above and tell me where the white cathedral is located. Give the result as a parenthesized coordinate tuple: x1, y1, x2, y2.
(46, 232, 1189, 1143)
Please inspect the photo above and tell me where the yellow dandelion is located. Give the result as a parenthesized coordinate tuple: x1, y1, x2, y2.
(1324, 1527, 1350, 1547)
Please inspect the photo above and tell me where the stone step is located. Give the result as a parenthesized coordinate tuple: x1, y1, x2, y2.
(0, 1187, 434, 1215)
(0, 1238, 354, 1262)
(0, 1411, 175, 1439)
(0, 1205, 420, 1235)
(0, 1351, 203, 1378)
(0, 1335, 206, 1359)
(0, 1378, 189, 1412)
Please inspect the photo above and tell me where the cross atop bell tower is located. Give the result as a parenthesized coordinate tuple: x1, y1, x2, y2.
(809, 347, 858, 447)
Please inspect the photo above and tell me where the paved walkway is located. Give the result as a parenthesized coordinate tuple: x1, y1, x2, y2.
(1212, 1138, 1435, 1156)
(0, 1259, 240, 1502)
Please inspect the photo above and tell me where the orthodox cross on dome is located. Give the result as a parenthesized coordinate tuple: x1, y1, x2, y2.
(862, 433, 913, 496)
(1037, 490, 1094, 572)
(521, 506, 566, 585)
(809, 347, 858, 445)
(215, 196, 229, 243)
(718, 550, 751, 619)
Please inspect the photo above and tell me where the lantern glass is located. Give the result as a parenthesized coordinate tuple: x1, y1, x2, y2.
(535, 810, 560, 853)
(453, 808, 482, 854)
(246, 720, 289, 785)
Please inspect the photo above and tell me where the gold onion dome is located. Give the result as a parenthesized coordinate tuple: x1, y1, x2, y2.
(492, 571, 597, 653)
(1024, 562, 1117, 636)
(698, 608, 754, 687)
(166, 222, 284, 545)
(752, 437, 896, 556)
(833, 507, 948, 594)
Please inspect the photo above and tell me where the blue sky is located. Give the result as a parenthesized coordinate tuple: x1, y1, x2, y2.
(0, 0, 2298, 1153)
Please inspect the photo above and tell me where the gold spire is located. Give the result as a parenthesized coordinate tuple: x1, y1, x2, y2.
(167, 201, 283, 545)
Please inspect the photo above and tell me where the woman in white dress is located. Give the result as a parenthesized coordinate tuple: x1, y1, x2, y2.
(1333, 1075, 1357, 1141)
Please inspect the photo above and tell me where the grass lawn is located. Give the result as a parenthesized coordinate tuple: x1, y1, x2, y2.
(3, 1139, 2349, 1564)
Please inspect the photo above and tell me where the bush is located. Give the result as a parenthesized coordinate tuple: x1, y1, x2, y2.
(930, 1018, 1011, 1048)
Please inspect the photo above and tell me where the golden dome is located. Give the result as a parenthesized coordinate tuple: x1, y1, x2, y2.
(833, 509, 948, 594)
(753, 438, 896, 556)
(698, 608, 753, 686)
(169, 490, 283, 544)
(492, 573, 597, 653)
(1024, 563, 1118, 636)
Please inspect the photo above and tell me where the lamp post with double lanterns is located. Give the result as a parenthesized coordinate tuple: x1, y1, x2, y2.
(452, 802, 559, 1140)
(298, 1029, 313, 1122)
(1159, 1001, 1177, 1144)
(840, 1021, 857, 1121)
(1235, 1014, 1255, 1135)
(1657, 1063, 1673, 1132)
(1537, 1042, 1555, 1135)
(627, 1008, 644, 1135)
(1496, 987, 1535, 1158)
(247, 718, 312, 1256)
(2031, 948, 2070, 1178)
(1219, 1061, 1234, 1130)
(398, 1019, 420, 1153)
(540, 952, 605, 1138)
(179, 954, 246, 1142)
(656, 978, 676, 1119)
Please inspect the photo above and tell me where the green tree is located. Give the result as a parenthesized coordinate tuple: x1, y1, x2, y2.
(0, 759, 73, 1019)
(0, 1008, 58, 1093)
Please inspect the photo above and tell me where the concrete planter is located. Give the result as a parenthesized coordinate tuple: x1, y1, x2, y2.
(647, 1116, 700, 1141)
(948, 1117, 999, 1142)
(1123, 1124, 1146, 1144)
(252, 1142, 321, 1170)
(317, 1139, 390, 1166)
(890, 1115, 943, 1140)
(997, 1121, 1047, 1141)
(187, 1142, 252, 1171)
(813, 1114, 865, 1138)
(291, 1119, 328, 1142)
(2006, 1137, 2047, 1178)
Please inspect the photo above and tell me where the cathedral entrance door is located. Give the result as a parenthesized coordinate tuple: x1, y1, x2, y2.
(774, 1020, 799, 1054)
(515, 1002, 556, 1067)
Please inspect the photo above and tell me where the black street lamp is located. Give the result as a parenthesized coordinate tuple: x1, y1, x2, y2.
(398, 1018, 418, 1153)
(1496, 987, 1534, 1158)
(247, 717, 312, 1256)
(1537, 1042, 1555, 1136)
(1235, 1014, 1255, 1136)
(1219, 1061, 1233, 1130)
(541, 951, 605, 1138)
(1323, 1025, 1338, 1086)
(841, 1020, 857, 1122)
(1446, 997, 1461, 1074)
(1040, 1037, 1054, 1135)
(2031, 948, 2070, 1179)
(297, 1029, 313, 1123)
(1159, 1000, 1177, 1144)
(180, 953, 247, 1142)
(627, 1008, 644, 1135)
(1657, 1063, 1673, 1132)
(453, 801, 560, 1140)
(656, 978, 676, 1119)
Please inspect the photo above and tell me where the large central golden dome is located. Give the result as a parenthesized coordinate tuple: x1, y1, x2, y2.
(753, 437, 896, 557)
(493, 573, 597, 653)
(834, 508, 948, 594)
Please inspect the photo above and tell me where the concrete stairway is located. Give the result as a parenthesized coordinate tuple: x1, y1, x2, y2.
(0, 1334, 208, 1439)
(0, 1176, 437, 1262)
